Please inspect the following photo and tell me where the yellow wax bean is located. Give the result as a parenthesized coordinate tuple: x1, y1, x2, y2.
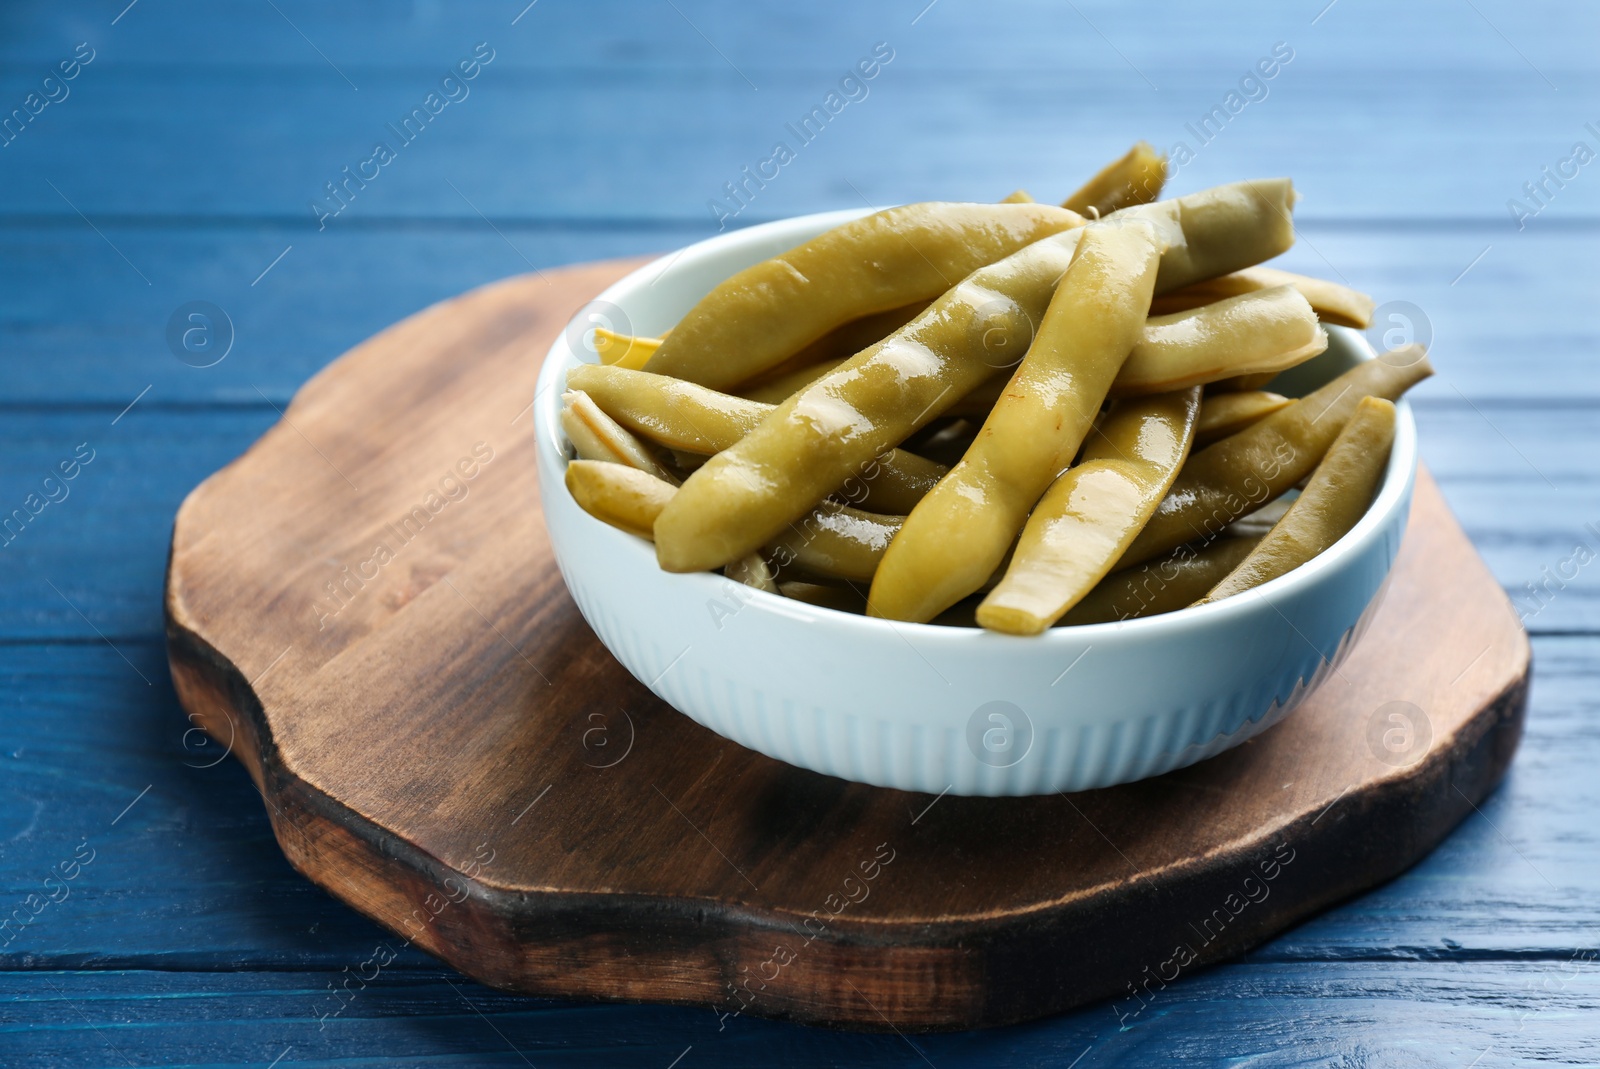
(1195, 391, 1292, 447)
(1150, 266, 1376, 328)
(1064, 141, 1168, 217)
(1122, 347, 1432, 566)
(1197, 396, 1397, 604)
(565, 363, 945, 514)
(1000, 189, 1036, 204)
(642, 202, 1087, 389)
(559, 389, 670, 478)
(593, 327, 661, 370)
(868, 219, 1166, 623)
(976, 387, 1201, 634)
(1111, 286, 1327, 396)
(1059, 536, 1261, 625)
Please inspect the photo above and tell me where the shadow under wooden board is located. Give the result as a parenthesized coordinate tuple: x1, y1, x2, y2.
(165, 258, 1530, 1032)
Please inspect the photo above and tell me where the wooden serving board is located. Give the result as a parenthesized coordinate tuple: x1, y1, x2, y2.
(165, 259, 1529, 1032)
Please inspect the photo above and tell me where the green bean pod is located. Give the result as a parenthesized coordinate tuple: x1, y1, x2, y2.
(948, 288, 1320, 418)
(752, 302, 930, 386)
(725, 553, 779, 593)
(769, 500, 904, 583)
(976, 386, 1201, 634)
(1059, 535, 1261, 625)
(642, 202, 1087, 389)
(1117, 178, 1297, 293)
(565, 363, 945, 515)
(1196, 396, 1396, 604)
(869, 219, 1167, 623)
(1206, 371, 1281, 394)
(653, 180, 1301, 575)
(777, 580, 869, 614)
(737, 357, 849, 405)
(565, 460, 677, 540)
(1149, 265, 1375, 328)
(1111, 285, 1326, 396)
(1121, 346, 1432, 567)
(559, 389, 671, 478)
(1064, 141, 1168, 217)
(1194, 390, 1292, 447)
(567, 458, 901, 584)
(652, 227, 1090, 572)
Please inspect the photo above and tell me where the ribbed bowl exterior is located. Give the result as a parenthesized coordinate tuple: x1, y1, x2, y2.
(536, 211, 1418, 796)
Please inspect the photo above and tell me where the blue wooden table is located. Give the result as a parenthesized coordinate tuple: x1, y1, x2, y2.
(3, 1, 1597, 1064)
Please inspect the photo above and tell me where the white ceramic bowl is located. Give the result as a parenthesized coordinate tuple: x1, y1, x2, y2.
(534, 209, 1417, 796)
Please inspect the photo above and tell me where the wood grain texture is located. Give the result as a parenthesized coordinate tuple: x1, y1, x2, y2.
(5, 0, 1591, 1057)
(7, 636, 1596, 973)
(162, 259, 1529, 1031)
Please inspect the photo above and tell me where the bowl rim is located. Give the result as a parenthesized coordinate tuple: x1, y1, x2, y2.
(535, 207, 1418, 646)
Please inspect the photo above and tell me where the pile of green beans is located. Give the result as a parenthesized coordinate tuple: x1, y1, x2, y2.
(560, 145, 1429, 633)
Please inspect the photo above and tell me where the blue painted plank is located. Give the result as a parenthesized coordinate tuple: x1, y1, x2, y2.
(0, 641, 437, 975)
(1, 63, 1595, 223)
(2, 0, 1596, 1062)
(0, 225, 682, 406)
(0, 408, 275, 640)
(1, 960, 1595, 1068)
(0, 224, 1592, 405)
(0, 0, 1596, 223)
(4, 0, 1594, 76)
(1250, 637, 1600, 960)
(0, 637, 1594, 972)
